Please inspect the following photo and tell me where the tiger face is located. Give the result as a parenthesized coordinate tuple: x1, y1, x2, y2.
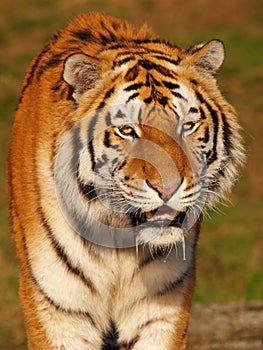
(55, 41, 243, 249)
(88, 105, 201, 248)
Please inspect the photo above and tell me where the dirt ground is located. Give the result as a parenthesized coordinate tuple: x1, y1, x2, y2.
(188, 301, 263, 349)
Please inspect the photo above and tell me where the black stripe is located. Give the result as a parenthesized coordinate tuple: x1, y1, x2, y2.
(115, 50, 147, 58)
(116, 55, 136, 66)
(88, 142, 96, 171)
(99, 33, 112, 45)
(158, 95, 169, 107)
(99, 20, 118, 42)
(221, 113, 232, 157)
(172, 91, 187, 101)
(144, 96, 152, 104)
(43, 291, 96, 327)
(73, 29, 99, 43)
(98, 100, 106, 109)
(124, 63, 140, 81)
(196, 91, 205, 104)
(154, 55, 181, 65)
(146, 72, 162, 87)
(195, 92, 219, 165)
(137, 106, 142, 124)
(105, 86, 115, 100)
(87, 112, 99, 171)
(205, 150, 212, 159)
(101, 320, 119, 350)
(119, 336, 140, 350)
(66, 85, 75, 102)
(126, 92, 139, 103)
(97, 86, 116, 110)
(117, 160, 127, 171)
(140, 47, 176, 56)
(112, 21, 119, 31)
(105, 43, 128, 51)
(162, 81, 180, 90)
(138, 59, 176, 78)
(139, 318, 172, 331)
(154, 273, 189, 297)
(132, 38, 176, 49)
(37, 53, 62, 79)
(105, 112, 112, 126)
(78, 181, 97, 201)
(145, 72, 151, 87)
(204, 102, 219, 165)
(182, 190, 200, 200)
(170, 106, 179, 119)
(114, 46, 178, 57)
(184, 183, 195, 192)
(199, 106, 206, 119)
(218, 166, 226, 178)
(103, 39, 167, 51)
(189, 107, 198, 113)
(71, 125, 83, 174)
(51, 77, 63, 92)
(133, 38, 163, 44)
(124, 82, 144, 91)
(198, 126, 209, 143)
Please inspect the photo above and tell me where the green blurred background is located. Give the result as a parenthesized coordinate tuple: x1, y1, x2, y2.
(0, 0, 262, 348)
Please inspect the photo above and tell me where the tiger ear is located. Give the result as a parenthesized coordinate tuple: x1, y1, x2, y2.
(186, 40, 225, 77)
(63, 54, 100, 98)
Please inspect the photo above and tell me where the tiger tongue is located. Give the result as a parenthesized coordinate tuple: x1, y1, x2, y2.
(146, 205, 178, 221)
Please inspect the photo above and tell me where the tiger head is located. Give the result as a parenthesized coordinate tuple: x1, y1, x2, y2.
(55, 38, 244, 249)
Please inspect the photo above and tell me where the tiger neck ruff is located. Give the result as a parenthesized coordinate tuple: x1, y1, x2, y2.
(8, 12, 244, 350)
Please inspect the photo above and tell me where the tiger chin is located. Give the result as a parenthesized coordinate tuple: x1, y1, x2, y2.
(8, 12, 244, 350)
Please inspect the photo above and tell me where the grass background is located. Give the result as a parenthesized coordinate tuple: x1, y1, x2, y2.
(0, 0, 262, 348)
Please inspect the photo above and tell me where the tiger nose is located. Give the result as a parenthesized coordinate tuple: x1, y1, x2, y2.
(146, 180, 180, 201)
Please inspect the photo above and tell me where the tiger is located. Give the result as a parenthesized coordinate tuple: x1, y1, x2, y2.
(8, 12, 244, 350)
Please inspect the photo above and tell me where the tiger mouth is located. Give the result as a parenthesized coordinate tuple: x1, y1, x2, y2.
(130, 205, 186, 229)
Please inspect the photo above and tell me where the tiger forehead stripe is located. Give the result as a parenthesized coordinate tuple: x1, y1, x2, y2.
(137, 59, 177, 78)
(153, 55, 181, 65)
(113, 47, 180, 62)
(162, 81, 180, 90)
(115, 55, 136, 67)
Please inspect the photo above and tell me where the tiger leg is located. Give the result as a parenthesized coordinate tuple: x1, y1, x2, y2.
(117, 272, 194, 350)
(20, 272, 103, 350)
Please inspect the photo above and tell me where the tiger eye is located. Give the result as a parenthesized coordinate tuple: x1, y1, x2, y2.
(119, 126, 134, 135)
(182, 121, 195, 131)
(115, 125, 138, 139)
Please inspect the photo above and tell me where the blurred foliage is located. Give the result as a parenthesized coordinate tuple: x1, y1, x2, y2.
(0, 0, 262, 348)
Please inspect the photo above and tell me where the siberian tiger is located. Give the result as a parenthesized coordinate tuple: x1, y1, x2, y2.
(8, 12, 244, 350)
